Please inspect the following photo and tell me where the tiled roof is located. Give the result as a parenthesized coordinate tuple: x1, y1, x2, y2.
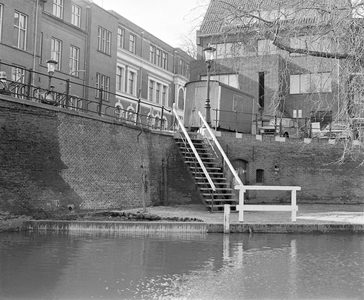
(199, 0, 346, 35)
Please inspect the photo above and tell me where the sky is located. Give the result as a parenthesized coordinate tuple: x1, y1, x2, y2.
(92, 0, 209, 48)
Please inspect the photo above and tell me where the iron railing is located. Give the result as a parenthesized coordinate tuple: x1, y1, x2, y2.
(0, 61, 172, 132)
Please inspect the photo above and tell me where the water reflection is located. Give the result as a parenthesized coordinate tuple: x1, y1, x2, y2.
(0, 231, 363, 300)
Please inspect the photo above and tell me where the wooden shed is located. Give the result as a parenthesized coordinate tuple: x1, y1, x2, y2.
(184, 80, 256, 133)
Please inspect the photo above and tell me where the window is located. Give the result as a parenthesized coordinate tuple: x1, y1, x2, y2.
(289, 35, 331, 57)
(290, 73, 332, 94)
(51, 38, 62, 70)
(162, 52, 167, 69)
(259, 72, 265, 108)
(156, 83, 161, 104)
(258, 40, 278, 55)
(128, 71, 136, 95)
(96, 73, 110, 100)
(53, 0, 63, 19)
(215, 43, 246, 58)
(0, 4, 3, 42)
(69, 46, 80, 76)
(162, 86, 167, 106)
(71, 4, 81, 27)
(129, 34, 136, 53)
(233, 95, 243, 112)
(149, 78, 168, 105)
(149, 80, 154, 102)
(156, 49, 161, 66)
(150, 45, 155, 64)
(98, 26, 111, 55)
(117, 27, 124, 48)
(116, 66, 125, 92)
(14, 12, 27, 50)
(256, 169, 264, 183)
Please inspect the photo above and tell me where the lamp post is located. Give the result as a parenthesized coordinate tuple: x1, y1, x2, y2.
(46, 59, 58, 90)
(203, 45, 216, 126)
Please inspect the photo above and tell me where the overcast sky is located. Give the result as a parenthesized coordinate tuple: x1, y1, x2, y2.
(92, 0, 209, 48)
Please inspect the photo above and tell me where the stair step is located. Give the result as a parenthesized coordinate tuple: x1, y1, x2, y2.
(189, 166, 221, 171)
(197, 182, 229, 186)
(184, 159, 215, 164)
(202, 193, 236, 198)
(195, 176, 226, 180)
(206, 205, 238, 212)
(200, 187, 233, 191)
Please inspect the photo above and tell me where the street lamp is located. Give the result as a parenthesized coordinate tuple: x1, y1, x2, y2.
(203, 45, 216, 126)
(46, 59, 58, 90)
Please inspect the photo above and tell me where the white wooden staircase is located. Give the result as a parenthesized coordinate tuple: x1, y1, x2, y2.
(175, 135, 238, 212)
(173, 106, 242, 212)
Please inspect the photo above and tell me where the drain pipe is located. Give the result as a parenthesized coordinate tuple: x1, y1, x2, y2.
(137, 124, 146, 213)
(32, 0, 39, 86)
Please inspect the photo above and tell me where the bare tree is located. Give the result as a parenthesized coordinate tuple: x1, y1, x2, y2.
(199, 0, 364, 163)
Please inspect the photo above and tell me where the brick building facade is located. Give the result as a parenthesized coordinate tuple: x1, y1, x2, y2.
(0, 0, 194, 128)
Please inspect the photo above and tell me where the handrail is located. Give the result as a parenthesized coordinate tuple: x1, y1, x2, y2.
(198, 111, 243, 186)
(173, 105, 216, 191)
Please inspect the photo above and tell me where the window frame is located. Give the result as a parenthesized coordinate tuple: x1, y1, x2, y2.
(97, 26, 111, 55)
(150, 45, 155, 64)
(162, 52, 167, 69)
(95, 73, 110, 101)
(116, 65, 125, 92)
(117, 27, 125, 48)
(71, 3, 81, 27)
(14, 11, 27, 50)
(148, 77, 169, 105)
(129, 33, 136, 53)
(127, 69, 137, 96)
(53, 0, 63, 19)
(69, 45, 80, 76)
(290, 73, 332, 94)
(51, 37, 62, 70)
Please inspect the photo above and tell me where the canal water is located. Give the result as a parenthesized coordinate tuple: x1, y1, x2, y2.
(0, 231, 363, 300)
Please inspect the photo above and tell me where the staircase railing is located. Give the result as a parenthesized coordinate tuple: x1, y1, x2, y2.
(173, 106, 216, 193)
(198, 111, 243, 186)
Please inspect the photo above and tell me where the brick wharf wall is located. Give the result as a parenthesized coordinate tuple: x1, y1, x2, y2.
(218, 133, 364, 204)
(0, 96, 200, 214)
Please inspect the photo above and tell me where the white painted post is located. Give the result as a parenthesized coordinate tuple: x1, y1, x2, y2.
(224, 204, 230, 233)
(291, 189, 297, 221)
(238, 187, 245, 222)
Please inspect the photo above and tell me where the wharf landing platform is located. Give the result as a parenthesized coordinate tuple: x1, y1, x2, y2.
(23, 204, 364, 234)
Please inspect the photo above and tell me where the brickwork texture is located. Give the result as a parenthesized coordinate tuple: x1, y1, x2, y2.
(0, 97, 199, 214)
(219, 133, 364, 204)
(1, 96, 363, 215)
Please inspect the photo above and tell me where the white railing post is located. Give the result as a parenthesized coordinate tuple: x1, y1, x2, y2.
(237, 186, 245, 222)
(291, 189, 297, 222)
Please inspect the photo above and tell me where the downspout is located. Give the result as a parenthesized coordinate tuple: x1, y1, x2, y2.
(32, 0, 40, 86)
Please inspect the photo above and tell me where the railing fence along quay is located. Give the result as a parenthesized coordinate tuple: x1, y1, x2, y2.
(0, 61, 172, 132)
